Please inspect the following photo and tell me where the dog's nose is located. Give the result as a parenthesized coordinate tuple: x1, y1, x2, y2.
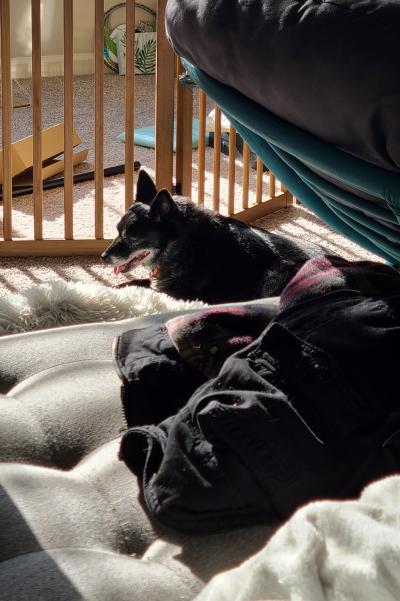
(100, 251, 109, 262)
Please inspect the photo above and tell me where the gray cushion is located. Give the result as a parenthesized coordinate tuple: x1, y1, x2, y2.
(0, 300, 279, 601)
(166, 0, 400, 172)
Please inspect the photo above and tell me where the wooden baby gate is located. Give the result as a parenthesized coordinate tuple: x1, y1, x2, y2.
(0, 0, 292, 257)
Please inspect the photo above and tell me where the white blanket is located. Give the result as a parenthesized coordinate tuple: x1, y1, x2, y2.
(196, 475, 400, 601)
(0, 281, 205, 335)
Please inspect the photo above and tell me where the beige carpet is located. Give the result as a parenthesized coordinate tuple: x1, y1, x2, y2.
(0, 74, 381, 297)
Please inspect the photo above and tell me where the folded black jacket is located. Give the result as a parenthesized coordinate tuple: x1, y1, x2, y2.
(116, 261, 400, 533)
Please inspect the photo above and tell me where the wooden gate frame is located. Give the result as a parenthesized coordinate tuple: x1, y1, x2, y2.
(0, 0, 292, 257)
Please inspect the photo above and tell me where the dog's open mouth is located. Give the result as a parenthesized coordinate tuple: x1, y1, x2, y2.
(113, 250, 150, 275)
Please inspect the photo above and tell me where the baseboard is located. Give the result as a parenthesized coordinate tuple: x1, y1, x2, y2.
(11, 53, 95, 79)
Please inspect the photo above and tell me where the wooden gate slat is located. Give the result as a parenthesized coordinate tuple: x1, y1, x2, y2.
(124, 0, 135, 209)
(175, 59, 193, 196)
(0, 0, 12, 241)
(197, 89, 206, 205)
(155, 0, 175, 192)
(63, 0, 74, 239)
(94, 0, 104, 239)
(212, 106, 221, 212)
(32, 0, 43, 240)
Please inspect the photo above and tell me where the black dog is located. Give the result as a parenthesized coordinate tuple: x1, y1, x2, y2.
(101, 170, 332, 303)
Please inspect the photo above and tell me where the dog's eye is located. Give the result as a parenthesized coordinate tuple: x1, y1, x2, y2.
(126, 223, 140, 237)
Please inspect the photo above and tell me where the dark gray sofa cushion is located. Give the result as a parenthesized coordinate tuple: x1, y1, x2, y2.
(166, 0, 400, 173)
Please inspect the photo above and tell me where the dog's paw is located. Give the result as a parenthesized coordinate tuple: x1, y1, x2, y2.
(112, 279, 152, 290)
(112, 282, 129, 289)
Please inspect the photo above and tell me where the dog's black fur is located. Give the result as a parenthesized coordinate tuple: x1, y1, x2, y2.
(101, 170, 332, 303)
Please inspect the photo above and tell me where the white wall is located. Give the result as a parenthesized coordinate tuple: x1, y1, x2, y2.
(10, 0, 157, 77)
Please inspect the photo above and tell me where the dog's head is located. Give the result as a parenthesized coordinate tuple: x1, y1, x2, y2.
(101, 170, 180, 275)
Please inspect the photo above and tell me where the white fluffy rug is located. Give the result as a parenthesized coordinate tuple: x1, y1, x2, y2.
(0, 281, 205, 336)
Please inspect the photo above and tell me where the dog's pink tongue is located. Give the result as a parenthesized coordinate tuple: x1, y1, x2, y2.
(113, 265, 125, 276)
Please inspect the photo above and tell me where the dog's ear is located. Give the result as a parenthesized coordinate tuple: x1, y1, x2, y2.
(135, 170, 157, 204)
(149, 189, 179, 222)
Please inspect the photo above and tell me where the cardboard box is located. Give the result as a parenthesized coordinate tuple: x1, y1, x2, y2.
(0, 123, 87, 185)
(12, 148, 89, 188)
